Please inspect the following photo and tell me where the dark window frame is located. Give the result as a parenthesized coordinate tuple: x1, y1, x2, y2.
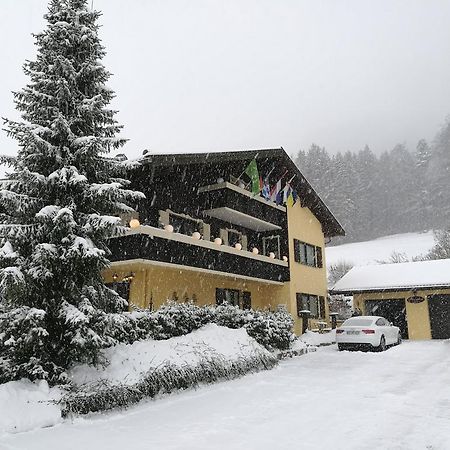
(296, 293, 326, 319)
(216, 288, 252, 310)
(263, 234, 281, 259)
(293, 239, 323, 268)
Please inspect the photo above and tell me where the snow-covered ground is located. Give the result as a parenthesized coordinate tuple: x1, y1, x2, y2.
(3, 341, 449, 450)
(300, 329, 336, 346)
(0, 380, 62, 434)
(0, 324, 272, 435)
(326, 231, 435, 267)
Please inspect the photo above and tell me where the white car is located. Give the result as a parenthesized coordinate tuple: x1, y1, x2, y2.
(336, 316, 402, 351)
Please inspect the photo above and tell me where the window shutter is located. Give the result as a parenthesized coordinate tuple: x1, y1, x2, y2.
(319, 296, 326, 319)
(296, 293, 302, 316)
(294, 239, 300, 262)
(316, 246, 323, 268)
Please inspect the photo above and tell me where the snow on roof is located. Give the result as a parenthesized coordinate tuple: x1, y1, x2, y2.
(331, 259, 450, 293)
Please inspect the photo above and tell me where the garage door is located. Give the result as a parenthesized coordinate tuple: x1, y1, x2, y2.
(428, 295, 450, 339)
(365, 299, 409, 339)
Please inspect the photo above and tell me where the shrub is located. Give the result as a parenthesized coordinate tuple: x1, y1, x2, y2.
(96, 301, 295, 352)
(61, 352, 278, 416)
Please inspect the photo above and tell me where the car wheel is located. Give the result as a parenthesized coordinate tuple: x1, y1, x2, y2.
(396, 333, 402, 345)
(378, 335, 386, 352)
(338, 344, 345, 351)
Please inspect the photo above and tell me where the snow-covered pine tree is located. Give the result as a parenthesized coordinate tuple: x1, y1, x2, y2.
(0, 0, 144, 384)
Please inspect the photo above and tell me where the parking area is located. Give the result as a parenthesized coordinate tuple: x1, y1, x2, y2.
(3, 341, 450, 450)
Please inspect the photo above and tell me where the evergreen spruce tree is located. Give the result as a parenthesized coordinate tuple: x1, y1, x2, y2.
(0, 0, 143, 384)
(414, 139, 432, 230)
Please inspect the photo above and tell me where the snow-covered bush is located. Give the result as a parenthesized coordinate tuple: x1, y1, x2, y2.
(151, 301, 213, 339)
(0, 307, 50, 383)
(62, 353, 277, 416)
(96, 301, 296, 352)
(213, 303, 248, 329)
(244, 307, 294, 351)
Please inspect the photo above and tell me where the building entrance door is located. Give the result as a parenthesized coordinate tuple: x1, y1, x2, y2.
(365, 299, 409, 339)
(428, 295, 450, 339)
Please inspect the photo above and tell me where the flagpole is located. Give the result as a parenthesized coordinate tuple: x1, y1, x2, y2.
(265, 166, 275, 180)
(287, 174, 297, 184)
(235, 152, 259, 182)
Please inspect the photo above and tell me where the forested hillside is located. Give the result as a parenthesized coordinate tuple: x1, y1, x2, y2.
(296, 118, 450, 244)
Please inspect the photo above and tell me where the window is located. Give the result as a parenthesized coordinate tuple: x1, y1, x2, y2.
(242, 291, 252, 310)
(296, 293, 325, 319)
(227, 229, 243, 248)
(170, 214, 200, 236)
(216, 288, 251, 310)
(294, 239, 323, 268)
(343, 318, 374, 327)
(221, 228, 247, 250)
(263, 235, 281, 258)
(306, 244, 316, 266)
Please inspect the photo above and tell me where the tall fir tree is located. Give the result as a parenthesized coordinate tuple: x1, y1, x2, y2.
(0, 0, 144, 384)
(414, 139, 432, 230)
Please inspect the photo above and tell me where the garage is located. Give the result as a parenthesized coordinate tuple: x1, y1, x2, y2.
(428, 294, 450, 339)
(331, 259, 450, 340)
(365, 298, 409, 339)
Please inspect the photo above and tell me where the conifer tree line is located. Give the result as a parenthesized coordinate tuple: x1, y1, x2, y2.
(295, 119, 450, 245)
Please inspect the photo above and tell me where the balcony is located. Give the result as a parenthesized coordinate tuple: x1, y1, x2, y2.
(108, 225, 290, 284)
(197, 182, 286, 232)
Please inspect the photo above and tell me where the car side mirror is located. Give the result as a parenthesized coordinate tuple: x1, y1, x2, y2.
(389, 322, 393, 326)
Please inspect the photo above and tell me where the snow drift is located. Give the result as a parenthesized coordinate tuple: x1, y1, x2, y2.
(64, 324, 277, 416)
(1, 325, 277, 431)
(0, 379, 62, 434)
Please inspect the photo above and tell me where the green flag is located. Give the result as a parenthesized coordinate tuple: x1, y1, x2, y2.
(244, 158, 260, 194)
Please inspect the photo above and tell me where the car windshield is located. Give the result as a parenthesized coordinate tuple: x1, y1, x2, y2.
(342, 318, 373, 327)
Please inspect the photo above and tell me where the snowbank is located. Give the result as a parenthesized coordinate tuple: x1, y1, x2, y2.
(69, 323, 272, 386)
(299, 329, 336, 346)
(63, 324, 277, 415)
(1, 325, 277, 430)
(326, 231, 435, 267)
(0, 379, 62, 434)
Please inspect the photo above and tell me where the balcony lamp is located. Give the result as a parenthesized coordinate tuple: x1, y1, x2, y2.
(192, 231, 201, 240)
(269, 252, 276, 259)
(164, 224, 174, 233)
(112, 273, 118, 282)
(282, 255, 288, 262)
(214, 237, 222, 245)
(129, 218, 140, 228)
(235, 243, 242, 251)
(123, 272, 135, 283)
(252, 247, 259, 255)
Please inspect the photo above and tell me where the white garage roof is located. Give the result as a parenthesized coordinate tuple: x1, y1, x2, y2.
(331, 259, 450, 293)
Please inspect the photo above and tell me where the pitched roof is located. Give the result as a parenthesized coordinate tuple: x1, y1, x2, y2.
(331, 259, 450, 294)
(136, 148, 344, 237)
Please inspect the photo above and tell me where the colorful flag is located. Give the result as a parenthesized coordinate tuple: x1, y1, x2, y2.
(286, 185, 295, 207)
(261, 179, 271, 200)
(270, 179, 282, 203)
(244, 158, 260, 194)
(282, 183, 290, 205)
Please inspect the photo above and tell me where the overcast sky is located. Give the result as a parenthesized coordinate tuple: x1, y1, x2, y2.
(1, 0, 450, 161)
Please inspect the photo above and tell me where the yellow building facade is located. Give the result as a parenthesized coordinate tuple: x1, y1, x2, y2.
(104, 149, 344, 335)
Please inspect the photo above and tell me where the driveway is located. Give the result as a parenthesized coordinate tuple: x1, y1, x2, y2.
(2, 341, 449, 450)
